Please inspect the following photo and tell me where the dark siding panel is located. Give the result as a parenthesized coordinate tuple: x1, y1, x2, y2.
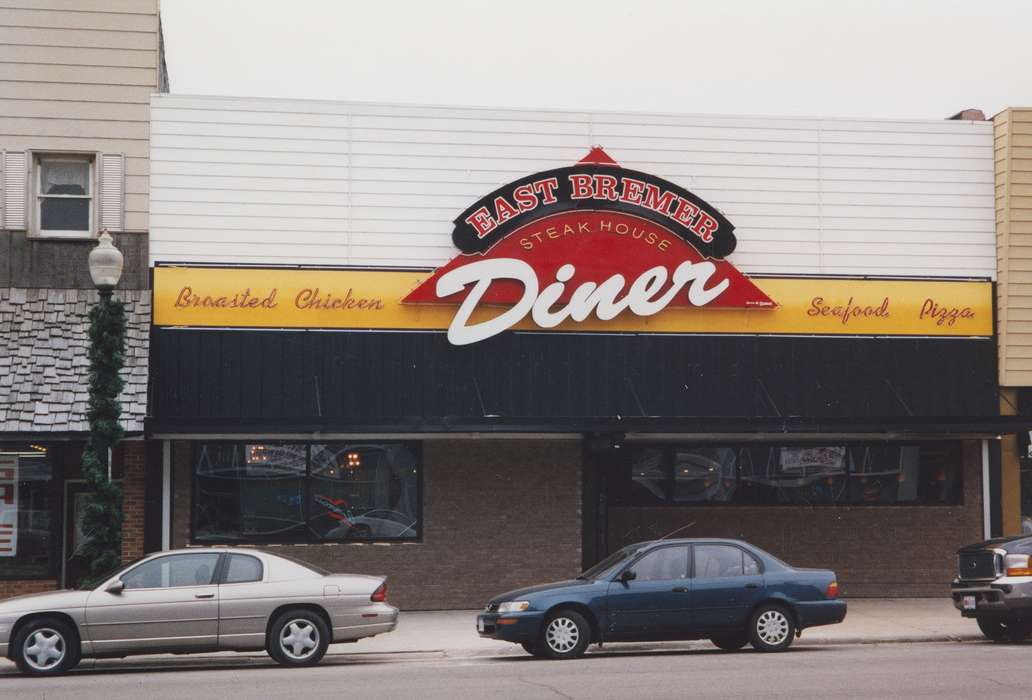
(150, 329, 998, 427)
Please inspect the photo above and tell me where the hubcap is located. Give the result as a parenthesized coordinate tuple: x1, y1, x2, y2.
(23, 628, 66, 671)
(545, 617, 580, 654)
(279, 619, 319, 660)
(756, 610, 790, 646)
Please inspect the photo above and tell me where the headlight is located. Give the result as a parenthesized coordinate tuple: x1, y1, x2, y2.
(497, 600, 530, 613)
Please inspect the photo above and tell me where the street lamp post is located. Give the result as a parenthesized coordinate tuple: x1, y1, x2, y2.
(80, 230, 127, 583)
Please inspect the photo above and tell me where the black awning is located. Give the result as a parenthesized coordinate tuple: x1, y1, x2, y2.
(151, 328, 1005, 438)
(146, 413, 1032, 437)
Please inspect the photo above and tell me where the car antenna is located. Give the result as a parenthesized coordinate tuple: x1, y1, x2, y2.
(657, 521, 696, 541)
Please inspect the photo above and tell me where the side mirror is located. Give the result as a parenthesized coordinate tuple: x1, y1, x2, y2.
(619, 569, 636, 583)
(105, 580, 125, 595)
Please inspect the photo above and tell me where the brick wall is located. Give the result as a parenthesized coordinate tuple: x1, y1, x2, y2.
(608, 440, 983, 597)
(172, 439, 583, 609)
(120, 441, 147, 562)
(0, 579, 58, 599)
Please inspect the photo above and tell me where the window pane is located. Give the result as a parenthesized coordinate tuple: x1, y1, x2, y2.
(123, 553, 220, 589)
(630, 546, 689, 581)
(672, 447, 736, 503)
(41, 160, 89, 195)
(308, 443, 419, 540)
(915, 443, 963, 504)
(224, 554, 263, 583)
(774, 447, 848, 505)
(40, 198, 89, 231)
(618, 442, 963, 507)
(0, 449, 55, 578)
(629, 448, 668, 505)
(743, 552, 760, 575)
(695, 545, 746, 579)
(193, 443, 307, 542)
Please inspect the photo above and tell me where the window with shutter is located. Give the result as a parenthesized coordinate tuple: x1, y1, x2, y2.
(99, 153, 125, 232)
(33, 153, 95, 238)
(2, 151, 28, 231)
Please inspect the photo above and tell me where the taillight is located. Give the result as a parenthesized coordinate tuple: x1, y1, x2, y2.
(1005, 555, 1032, 577)
(371, 581, 387, 602)
(826, 580, 840, 598)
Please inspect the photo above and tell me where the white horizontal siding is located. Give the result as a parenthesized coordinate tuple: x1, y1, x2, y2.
(149, 94, 996, 278)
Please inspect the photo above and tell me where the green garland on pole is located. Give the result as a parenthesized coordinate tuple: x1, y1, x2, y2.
(79, 292, 127, 584)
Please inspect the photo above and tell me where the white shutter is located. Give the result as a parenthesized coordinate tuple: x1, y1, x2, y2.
(98, 152, 125, 232)
(2, 150, 28, 230)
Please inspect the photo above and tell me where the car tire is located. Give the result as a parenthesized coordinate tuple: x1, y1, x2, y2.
(12, 617, 80, 676)
(977, 616, 1028, 643)
(521, 642, 544, 656)
(267, 609, 331, 667)
(539, 609, 591, 660)
(710, 634, 749, 651)
(748, 604, 795, 652)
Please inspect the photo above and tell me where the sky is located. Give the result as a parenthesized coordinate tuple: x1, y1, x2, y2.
(159, 0, 1032, 120)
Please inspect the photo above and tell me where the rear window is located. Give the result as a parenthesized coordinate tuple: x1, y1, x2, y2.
(224, 554, 263, 583)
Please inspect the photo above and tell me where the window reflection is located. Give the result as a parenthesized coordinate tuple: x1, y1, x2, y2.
(617, 443, 962, 507)
(309, 444, 418, 541)
(193, 442, 420, 543)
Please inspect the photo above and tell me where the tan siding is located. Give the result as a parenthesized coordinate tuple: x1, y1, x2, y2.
(0, 62, 156, 86)
(0, 7, 156, 32)
(0, 0, 155, 13)
(0, 0, 157, 233)
(0, 98, 150, 121)
(0, 26, 156, 50)
(0, 44, 156, 68)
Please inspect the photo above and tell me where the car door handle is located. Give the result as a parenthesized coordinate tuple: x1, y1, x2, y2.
(195, 593, 215, 599)
(745, 584, 759, 589)
(671, 587, 690, 593)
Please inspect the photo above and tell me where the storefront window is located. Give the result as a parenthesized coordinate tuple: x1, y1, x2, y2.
(617, 442, 962, 507)
(193, 442, 420, 543)
(0, 447, 57, 579)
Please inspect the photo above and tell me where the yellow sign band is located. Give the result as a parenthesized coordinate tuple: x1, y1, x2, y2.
(152, 266, 992, 337)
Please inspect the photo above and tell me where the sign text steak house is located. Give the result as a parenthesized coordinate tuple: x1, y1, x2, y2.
(405, 148, 775, 345)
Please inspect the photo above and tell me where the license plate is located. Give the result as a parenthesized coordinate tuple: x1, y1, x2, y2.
(477, 618, 486, 632)
(963, 595, 976, 610)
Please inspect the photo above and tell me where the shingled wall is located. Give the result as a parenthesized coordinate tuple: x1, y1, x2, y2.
(0, 288, 151, 433)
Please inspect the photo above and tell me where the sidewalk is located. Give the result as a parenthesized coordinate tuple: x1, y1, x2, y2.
(0, 598, 985, 674)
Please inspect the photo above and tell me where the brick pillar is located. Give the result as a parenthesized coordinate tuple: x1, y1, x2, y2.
(121, 441, 147, 562)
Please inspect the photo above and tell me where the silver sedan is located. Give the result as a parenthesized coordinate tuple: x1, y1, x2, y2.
(0, 547, 398, 675)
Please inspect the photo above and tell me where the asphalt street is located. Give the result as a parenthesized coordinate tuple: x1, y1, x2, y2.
(0, 640, 1028, 699)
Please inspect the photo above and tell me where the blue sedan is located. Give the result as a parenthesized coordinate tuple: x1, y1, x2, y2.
(477, 538, 846, 659)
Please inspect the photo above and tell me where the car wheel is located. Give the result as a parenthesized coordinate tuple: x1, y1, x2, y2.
(12, 617, 80, 676)
(539, 609, 591, 660)
(710, 634, 748, 651)
(748, 604, 795, 652)
(267, 609, 331, 667)
(977, 616, 1028, 643)
(521, 642, 544, 656)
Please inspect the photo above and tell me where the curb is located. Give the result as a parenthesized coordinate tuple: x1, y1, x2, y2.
(0, 634, 991, 675)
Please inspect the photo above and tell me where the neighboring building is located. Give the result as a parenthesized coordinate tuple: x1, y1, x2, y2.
(147, 94, 1018, 608)
(993, 107, 1032, 537)
(0, 1, 164, 595)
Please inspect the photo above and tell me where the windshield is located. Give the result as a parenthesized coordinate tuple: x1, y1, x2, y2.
(578, 546, 638, 580)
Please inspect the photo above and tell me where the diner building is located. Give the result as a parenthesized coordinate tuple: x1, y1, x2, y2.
(145, 94, 1025, 609)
